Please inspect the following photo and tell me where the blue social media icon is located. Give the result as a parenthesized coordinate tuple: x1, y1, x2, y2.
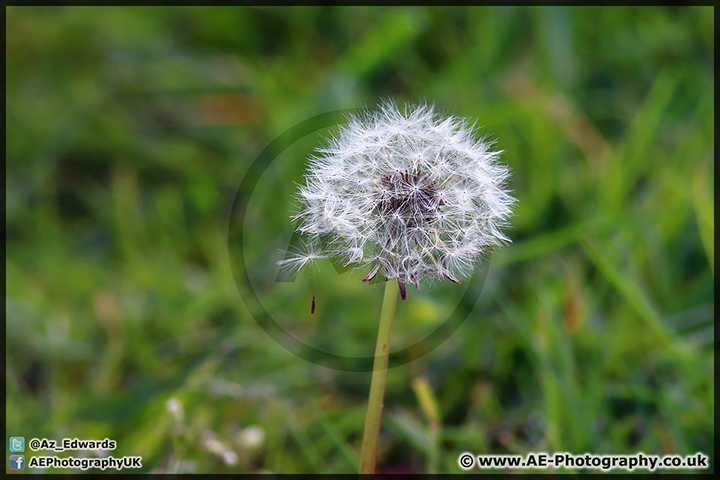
(9, 437, 25, 452)
(9, 455, 25, 470)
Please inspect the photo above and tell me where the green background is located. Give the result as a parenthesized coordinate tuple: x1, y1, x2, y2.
(6, 6, 714, 473)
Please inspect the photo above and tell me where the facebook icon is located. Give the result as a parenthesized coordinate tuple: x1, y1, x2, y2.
(9, 455, 25, 470)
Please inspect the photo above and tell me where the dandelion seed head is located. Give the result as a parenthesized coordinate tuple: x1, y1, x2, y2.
(280, 100, 516, 297)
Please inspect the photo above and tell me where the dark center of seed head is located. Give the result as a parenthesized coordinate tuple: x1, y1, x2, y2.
(374, 170, 443, 226)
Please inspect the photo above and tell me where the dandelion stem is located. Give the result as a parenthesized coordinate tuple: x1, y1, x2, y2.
(359, 278, 398, 474)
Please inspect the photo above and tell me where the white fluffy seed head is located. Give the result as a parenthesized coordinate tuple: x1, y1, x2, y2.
(278, 100, 516, 294)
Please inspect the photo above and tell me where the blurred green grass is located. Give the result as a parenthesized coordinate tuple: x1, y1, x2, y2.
(6, 6, 713, 474)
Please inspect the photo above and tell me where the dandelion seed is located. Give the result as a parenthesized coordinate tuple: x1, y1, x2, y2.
(166, 397, 184, 423)
(238, 425, 266, 450)
(201, 431, 238, 466)
(280, 100, 516, 299)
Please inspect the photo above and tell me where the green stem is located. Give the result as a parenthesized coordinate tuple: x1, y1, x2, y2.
(359, 279, 398, 474)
